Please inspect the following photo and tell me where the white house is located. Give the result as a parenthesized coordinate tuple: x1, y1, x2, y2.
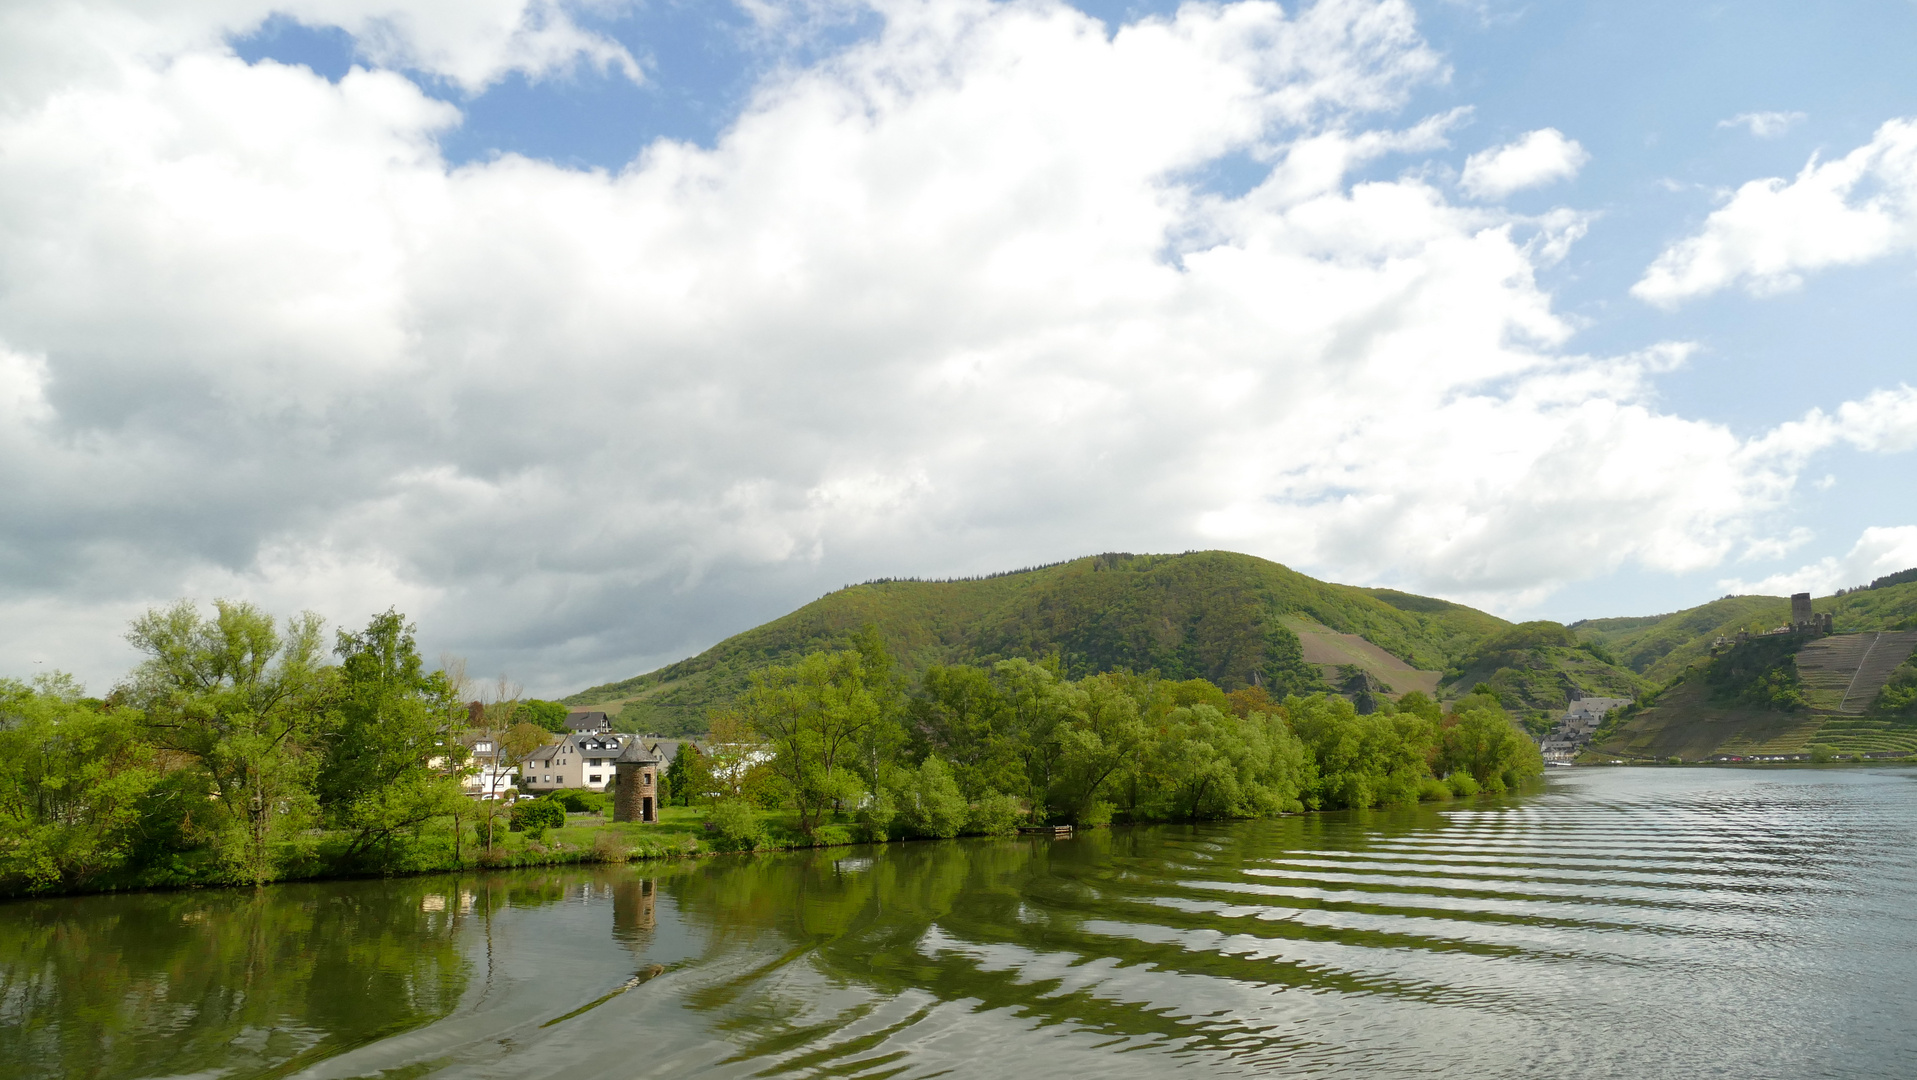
(459, 733, 519, 799)
(520, 731, 631, 793)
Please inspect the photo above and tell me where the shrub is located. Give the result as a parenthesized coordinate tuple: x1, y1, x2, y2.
(549, 789, 604, 814)
(1445, 772, 1480, 797)
(510, 798, 566, 833)
(707, 800, 766, 851)
(965, 792, 1024, 835)
(856, 787, 897, 843)
(1417, 776, 1451, 802)
(592, 831, 630, 862)
(1809, 744, 1839, 764)
(1665, 755, 1682, 766)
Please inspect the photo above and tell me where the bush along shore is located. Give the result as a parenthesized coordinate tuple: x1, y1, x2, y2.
(0, 607, 1541, 898)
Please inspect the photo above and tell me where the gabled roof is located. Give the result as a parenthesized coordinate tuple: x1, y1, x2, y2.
(526, 732, 627, 758)
(565, 711, 613, 732)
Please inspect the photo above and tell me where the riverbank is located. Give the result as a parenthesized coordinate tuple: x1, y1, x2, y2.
(7, 778, 1560, 902)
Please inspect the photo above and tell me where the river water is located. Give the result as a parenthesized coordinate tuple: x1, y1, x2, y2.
(6, 767, 1917, 1079)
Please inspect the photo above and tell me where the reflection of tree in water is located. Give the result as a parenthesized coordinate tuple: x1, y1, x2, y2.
(662, 819, 1535, 1070)
(0, 878, 472, 1080)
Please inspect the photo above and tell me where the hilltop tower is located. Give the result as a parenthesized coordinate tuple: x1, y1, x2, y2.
(1790, 592, 1833, 635)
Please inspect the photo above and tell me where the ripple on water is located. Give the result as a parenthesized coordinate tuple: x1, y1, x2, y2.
(6, 767, 1917, 1079)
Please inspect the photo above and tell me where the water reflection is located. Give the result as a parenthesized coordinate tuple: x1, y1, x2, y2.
(6, 768, 1917, 1079)
(0, 878, 471, 1079)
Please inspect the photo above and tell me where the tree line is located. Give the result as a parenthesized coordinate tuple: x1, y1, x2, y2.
(1, 606, 1542, 895)
(0, 601, 559, 895)
(667, 628, 1542, 844)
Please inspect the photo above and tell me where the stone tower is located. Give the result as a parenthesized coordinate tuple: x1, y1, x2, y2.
(1791, 592, 1814, 627)
(612, 740, 665, 823)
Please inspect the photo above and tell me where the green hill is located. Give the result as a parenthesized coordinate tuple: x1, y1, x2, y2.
(1585, 629, 1917, 760)
(1573, 596, 1790, 683)
(1573, 579, 1917, 685)
(569, 552, 1917, 742)
(568, 551, 1512, 733)
(1443, 621, 1652, 719)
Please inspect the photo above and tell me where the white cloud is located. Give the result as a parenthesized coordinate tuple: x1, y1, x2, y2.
(1720, 526, 1917, 597)
(1634, 117, 1917, 306)
(1719, 111, 1805, 139)
(0, 0, 638, 102)
(1458, 127, 1588, 199)
(1751, 384, 1917, 458)
(0, 0, 1911, 691)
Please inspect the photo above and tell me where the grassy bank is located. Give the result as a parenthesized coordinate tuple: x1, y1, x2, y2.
(6, 781, 1558, 900)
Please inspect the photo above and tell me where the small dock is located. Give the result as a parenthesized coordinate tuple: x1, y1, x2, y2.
(1018, 824, 1074, 838)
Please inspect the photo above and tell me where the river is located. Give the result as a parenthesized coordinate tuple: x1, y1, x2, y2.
(5, 766, 1916, 1079)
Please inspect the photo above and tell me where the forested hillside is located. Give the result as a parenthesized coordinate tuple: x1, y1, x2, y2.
(570, 551, 1510, 734)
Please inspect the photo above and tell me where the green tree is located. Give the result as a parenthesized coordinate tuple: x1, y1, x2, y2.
(664, 743, 697, 805)
(993, 658, 1072, 814)
(910, 664, 1024, 798)
(124, 600, 330, 884)
(513, 699, 571, 732)
(1048, 673, 1149, 824)
(1140, 703, 1306, 820)
(315, 610, 468, 867)
(1289, 693, 1437, 810)
(0, 674, 159, 893)
(1438, 699, 1544, 793)
(884, 757, 968, 838)
(741, 649, 889, 833)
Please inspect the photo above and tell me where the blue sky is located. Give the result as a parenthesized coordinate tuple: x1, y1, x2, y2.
(4, 0, 1916, 689)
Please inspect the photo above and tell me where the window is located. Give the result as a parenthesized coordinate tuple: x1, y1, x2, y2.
(589, 774, 602, 783)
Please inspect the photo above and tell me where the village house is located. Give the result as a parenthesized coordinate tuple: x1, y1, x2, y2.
(564, 710, 613, 733)
(1541, 695, 1634, 763)
(459, 732, 518, 799)
(520, 730, 631, 793)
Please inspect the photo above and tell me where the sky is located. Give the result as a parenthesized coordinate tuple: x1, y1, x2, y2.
(2, 0, 1916, 695)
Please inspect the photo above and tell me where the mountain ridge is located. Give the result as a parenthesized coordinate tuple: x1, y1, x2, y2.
(567, 551, 1917, 740)
(569, 551, 1619, 733)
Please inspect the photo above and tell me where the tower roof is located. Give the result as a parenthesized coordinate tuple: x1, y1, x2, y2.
(615, 740, 664, 765)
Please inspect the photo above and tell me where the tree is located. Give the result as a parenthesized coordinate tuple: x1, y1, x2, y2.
(1048, 673, 1149, 824)
(697, 711, 772, 804)
(0, 674, 158, 893)
(741, 649, 886, 833)
(459, 674, 542, 854)
(1289, 693, 1437, 810)
(910, 664, 1018, 798)
(315, 610, 467, 867)
(664, 743, 693, 806)
(883, 757, 968, 838)
(993, 658, 1071, 815)
(1142, 703, 1305, 821)
(513, 699, 571, 733)
(1438, 699, 1543, 793)
(124, 600, 329, 884)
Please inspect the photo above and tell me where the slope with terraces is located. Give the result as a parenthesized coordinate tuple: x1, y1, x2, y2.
(1587, 630, 1917, 760)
